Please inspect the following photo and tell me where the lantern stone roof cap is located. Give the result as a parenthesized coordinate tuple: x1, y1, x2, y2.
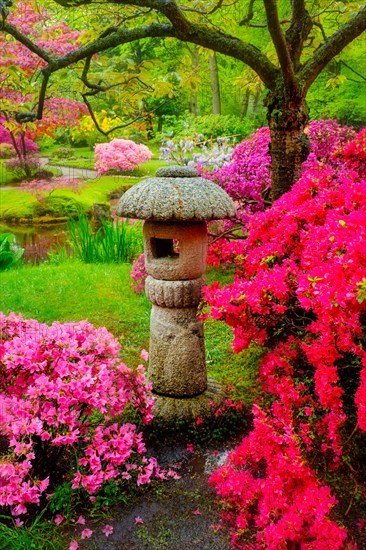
(116, 165, 236, 221)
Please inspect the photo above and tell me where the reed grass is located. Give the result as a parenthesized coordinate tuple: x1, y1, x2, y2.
(67, 212, 143, 264)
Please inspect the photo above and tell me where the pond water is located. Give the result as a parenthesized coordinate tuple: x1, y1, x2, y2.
(0, 222, 69, 263)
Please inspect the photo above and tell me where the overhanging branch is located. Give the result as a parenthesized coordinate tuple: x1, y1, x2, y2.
(300, 6, 366, 92)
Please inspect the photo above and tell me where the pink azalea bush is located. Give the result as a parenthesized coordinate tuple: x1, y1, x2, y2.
(204, 130, 366, 548)
(94, 139, 152, 176)
(201, 120, 355, 228)
(0, 313, 162, 517)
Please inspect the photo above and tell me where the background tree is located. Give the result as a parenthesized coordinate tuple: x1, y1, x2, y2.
(1, 0, 365, 196)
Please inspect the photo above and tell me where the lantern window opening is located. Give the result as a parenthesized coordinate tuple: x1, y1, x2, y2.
(151, 237, 180, 260)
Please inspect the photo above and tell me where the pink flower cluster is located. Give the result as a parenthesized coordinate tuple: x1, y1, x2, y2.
(20, 177, 82, 197)
(0, 313, 158, 516)
(0, 120, 39, 155)
(94, 139, 152, 176)
(201, 119, 355, 236)
(130, 253, 147, 294)
(205, 129, 366, 547)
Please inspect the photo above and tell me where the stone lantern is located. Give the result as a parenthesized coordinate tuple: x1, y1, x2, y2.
(116, 166, 236, 421)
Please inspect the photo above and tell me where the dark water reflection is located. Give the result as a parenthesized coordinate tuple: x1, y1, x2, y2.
(0, 222, 69, 263)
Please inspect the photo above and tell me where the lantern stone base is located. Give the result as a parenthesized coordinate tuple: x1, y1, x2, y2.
(151, 378, 227, 424)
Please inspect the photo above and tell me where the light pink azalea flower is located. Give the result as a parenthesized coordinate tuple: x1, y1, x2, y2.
(134, 516, 144, 525)
(75, 515, 86, 525)
(69, 541, 79, 550)
(102, 525, 114, 536)
(81, 528, 93, 539)
(54, 514, 64, 525)
(140, 349, 149, 362)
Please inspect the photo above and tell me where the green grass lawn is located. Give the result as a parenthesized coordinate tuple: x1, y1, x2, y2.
(0, 262, 260, 402)
(0, 160, 18, 185)
(48, 157, 169, 176)
(0, 175, 139, 221)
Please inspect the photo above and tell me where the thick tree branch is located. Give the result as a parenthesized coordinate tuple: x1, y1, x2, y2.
(1, 22, 53, 63)
(263, 0, 297, 94)
(51, 0, 278, 87)
(300, 6, 366, 92)
(2, 9, 278, 90)
(285, 0, 313, 70)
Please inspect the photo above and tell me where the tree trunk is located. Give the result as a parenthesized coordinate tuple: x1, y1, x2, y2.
(189, 46, 200, 116)
(266, 91, 310, 200)
(253, 87, 261, 112)
(209, 52, 221, 115)
(240, 89, 250, 120)
(157, 115, 163, 132)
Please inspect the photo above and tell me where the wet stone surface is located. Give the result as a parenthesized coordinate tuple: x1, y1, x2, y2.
(80, 443, 234, 550)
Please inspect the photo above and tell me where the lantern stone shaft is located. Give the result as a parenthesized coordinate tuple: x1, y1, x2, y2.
(116, 166, 236, 421)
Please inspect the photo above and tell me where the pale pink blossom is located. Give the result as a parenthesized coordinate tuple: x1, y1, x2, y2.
(81, 528, 93, 539)
(134, 516, 144, 525)
(102, 525, 114, 537)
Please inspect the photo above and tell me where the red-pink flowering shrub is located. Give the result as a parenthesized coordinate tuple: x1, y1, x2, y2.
(202, 120, 355, 224)
(0, 313, 163, 517)
(94, 139, 152, 176)
(203, 120, 357, 268)
(204, 130, 366, 548)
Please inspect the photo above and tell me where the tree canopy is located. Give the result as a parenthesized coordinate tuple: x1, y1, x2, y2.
(1, 0, 365, 196)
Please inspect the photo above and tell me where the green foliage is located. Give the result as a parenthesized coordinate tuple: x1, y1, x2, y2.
(357, 278, 366, 304)
(49, 482, 73, 517)
(156, 113, 261, 141)
(0, 144, 15, 159)
(50, 148, 74, 160)
(0, 514, 64, 550)
(192, 114, 263, 140)
(67, 212, 143, 263)
(0, 233, 23, 270)
(307, 73, 366, 129)
(0, 176, 138, 222)
(33, 196, 84, 219)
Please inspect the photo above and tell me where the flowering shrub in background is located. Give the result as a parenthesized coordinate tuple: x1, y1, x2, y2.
(202, 120, 356, 228)
(0, 313, 160, 517)
(159, 135, 234, 169)
(204, 130, 366, 548)
(94, 139, 152, 176)
(304, 118, 355, 164)
(131, 253, 147, 294)
(20, 176, 82, 198)
(5, 155, 41, 180)
(0, 121, 39, 156)
(202, 119, 357, 268)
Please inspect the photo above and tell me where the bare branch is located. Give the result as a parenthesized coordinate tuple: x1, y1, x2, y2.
(239, 0, 255, 26)
(312, 19, 327, 41)
(300, 6, 366, 92)
(340, 60, 366, 82)
(37, 71, 50, 120)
